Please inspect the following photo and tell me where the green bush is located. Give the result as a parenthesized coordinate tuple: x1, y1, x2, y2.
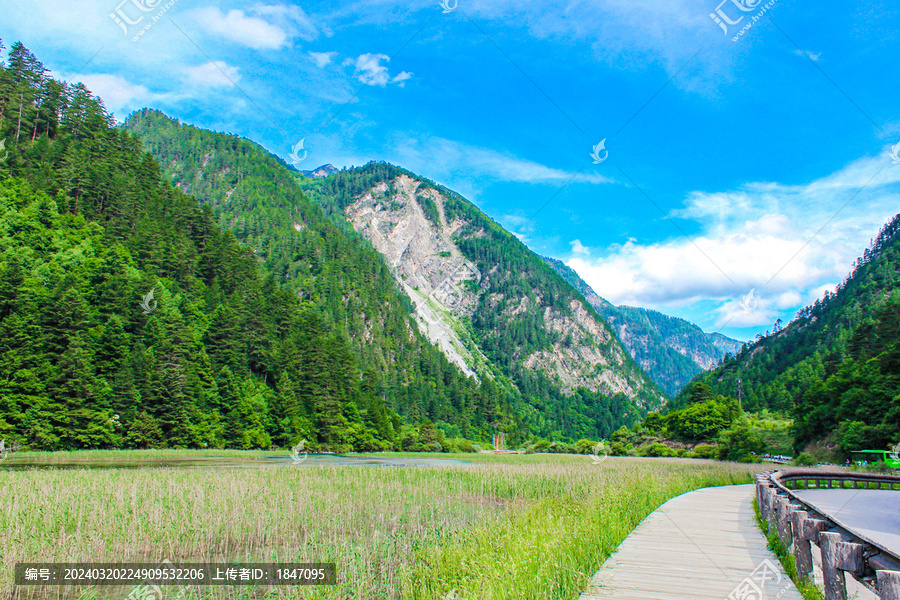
(667, 397, 739, 442)
(717, 422, 765, 462)
(529, 440, 551, 454)
(458, 440, 476, 453)
(574, 439, 597, 455)
(691, 444, 718, 459)
(610, 426, 633, 444)
(642, 412, 665, 435)
(640, 442, 676, 457)
(793, 452, 817, 466)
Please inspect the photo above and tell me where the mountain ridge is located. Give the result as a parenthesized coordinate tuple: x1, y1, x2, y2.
(329, 167, 664, 407)
(685, 213, 900, 453)
(542, 257, 741, 396)
(125, 110, 664, 440)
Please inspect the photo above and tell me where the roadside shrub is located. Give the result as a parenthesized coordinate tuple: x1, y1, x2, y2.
(640, 442, 675, 457)
(667, 398, 739, 442)
(691, 444, 718, 459)
(458, 440, 476, 453)
(717, 422, 765, 462)
(794, 452, 816, 466)
(574, 439, 596, 455)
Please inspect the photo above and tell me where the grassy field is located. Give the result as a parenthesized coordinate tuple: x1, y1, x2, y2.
(1, 452, 765, 600)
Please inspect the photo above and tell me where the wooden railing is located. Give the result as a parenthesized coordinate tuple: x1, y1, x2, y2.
(757, 469, 900, 600)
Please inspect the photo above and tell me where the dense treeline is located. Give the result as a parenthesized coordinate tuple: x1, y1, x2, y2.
(0, 38, 668, 449)
(605, 383, 767, 462)
(124, 110, 520, 444)
(0, 41, 506, 451)
(123, 114, 654, 440)
(319, 164, 662, 435)
(685, 214, 900, 454)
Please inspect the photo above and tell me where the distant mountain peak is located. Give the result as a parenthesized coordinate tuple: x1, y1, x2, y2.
(300, 164, 338, 178)
(542, 256, 741, 396)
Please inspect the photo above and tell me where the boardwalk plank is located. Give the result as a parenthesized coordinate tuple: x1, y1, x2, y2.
(579, 484, 804, 600)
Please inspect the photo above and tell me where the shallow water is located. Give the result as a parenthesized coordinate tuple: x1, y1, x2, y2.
(0, 453, 473, 470)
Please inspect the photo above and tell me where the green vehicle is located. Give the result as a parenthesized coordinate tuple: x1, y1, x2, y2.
(849, 449, 900, 468)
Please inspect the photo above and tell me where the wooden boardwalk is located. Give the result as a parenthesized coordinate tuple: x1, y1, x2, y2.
(579, 484, 804, 600)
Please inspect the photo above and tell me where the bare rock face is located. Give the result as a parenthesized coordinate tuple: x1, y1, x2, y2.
(346, 175, 486, 377)
(345, 174, 662, 408)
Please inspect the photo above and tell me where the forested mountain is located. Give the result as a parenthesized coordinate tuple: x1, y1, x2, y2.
(0, 40, 443, 451)
(320, 165, 665, 407)
(707, 332, 743, 356)
(543, 257, 740, 396)
(125, 110, 662, 442)
(686, 214, 900, 454)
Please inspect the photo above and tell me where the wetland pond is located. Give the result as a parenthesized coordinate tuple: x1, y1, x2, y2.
(0, 453, 474, 470)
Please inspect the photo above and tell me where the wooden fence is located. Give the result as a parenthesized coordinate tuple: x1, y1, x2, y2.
(757, 469, 900, 600)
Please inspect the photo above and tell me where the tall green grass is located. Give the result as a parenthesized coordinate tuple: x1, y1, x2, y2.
(0, 453, 762, 600)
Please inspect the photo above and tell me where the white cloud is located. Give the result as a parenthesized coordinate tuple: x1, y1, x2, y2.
(443, 0, 752, 94)
(567, 150, 900, 328)
(66, 73, 165, 120)
(388, 135, 614, 185)
(511, 230, 531, 243)
(251, 4, 323, 41)
(712, 294, 774, 329)
(190, 7, 287, 49)
(181, 61, 241, 88)
(392, 71, 413, 86)
(345, 53, 391, 86)
(793, 49, 821, 61)
(570, 239, 590, 256)
(189, 4, 320, 49)
(344, 53, 412, 87)
(309, 51, 337, 68)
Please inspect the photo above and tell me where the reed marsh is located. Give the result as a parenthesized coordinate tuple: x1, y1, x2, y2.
(0, 452, 765, 600)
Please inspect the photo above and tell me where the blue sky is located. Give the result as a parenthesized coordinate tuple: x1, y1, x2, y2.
(2, 0, 899, 341)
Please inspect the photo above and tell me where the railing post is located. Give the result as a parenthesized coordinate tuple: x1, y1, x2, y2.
(775, 497, 793, 547)
(757, 479, 774, 522)
(792, 511, 827, 584)
(877, 570, 900, 600)
(765, 487, 778, 534)
(756, 477, 767, 519)
(819, 531, 866, 600)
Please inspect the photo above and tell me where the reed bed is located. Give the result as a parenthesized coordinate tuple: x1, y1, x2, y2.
(0, 454, 764, 600)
